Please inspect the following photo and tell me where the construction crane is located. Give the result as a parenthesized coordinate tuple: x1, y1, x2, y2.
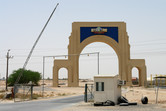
(15, 3, 59, 84)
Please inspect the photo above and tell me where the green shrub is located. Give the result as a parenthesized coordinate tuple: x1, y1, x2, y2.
(8, 68, 41, 86)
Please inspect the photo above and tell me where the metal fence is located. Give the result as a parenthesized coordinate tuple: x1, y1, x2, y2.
(14, 84, 33, 102)
(84, 84, 94, 102)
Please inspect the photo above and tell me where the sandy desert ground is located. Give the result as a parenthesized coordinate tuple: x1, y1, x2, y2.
(0, 79, 166, 109)
(0, 79, 93, 102)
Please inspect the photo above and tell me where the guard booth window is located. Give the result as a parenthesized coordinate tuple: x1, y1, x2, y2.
(96, 82, 104, 91)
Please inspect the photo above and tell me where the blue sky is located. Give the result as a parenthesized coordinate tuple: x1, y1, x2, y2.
(0, 0, 166, 80)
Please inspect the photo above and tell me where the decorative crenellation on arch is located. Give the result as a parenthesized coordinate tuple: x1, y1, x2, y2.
(53, 22, 147, 87)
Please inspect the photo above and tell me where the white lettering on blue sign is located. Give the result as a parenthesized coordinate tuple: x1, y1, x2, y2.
(91, 27, 107, 34)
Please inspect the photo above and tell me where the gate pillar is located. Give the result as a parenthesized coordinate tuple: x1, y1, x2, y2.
(53, 65, 59, 87)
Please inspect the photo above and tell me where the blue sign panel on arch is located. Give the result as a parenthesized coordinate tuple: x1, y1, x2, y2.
(80, 27, 118, 43)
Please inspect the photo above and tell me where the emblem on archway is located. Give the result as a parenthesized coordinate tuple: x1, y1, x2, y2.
(91, 27, 107, 34)
(53, 22, 147, 87)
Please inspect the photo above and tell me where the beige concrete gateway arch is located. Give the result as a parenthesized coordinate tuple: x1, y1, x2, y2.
(53, 22, 147, 87)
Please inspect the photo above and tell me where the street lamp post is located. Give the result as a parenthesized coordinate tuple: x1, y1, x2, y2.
(41, 52, 100, 95)
(97, 52, 100, 75)
(42, 56, 45, 97)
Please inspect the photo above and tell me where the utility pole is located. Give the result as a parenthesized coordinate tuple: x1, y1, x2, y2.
(6, 49, 13, 91)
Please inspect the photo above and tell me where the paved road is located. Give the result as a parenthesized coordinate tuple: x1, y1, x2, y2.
(0, 95, 84, 111)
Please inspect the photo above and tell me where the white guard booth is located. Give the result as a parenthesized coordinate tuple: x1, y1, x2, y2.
(94, 75, 121, 104)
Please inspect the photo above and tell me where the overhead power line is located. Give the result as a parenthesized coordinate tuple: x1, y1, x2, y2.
(0, 49, 166, 60)
(0, 36, 166, 52)
(131, 38, 166, 44)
